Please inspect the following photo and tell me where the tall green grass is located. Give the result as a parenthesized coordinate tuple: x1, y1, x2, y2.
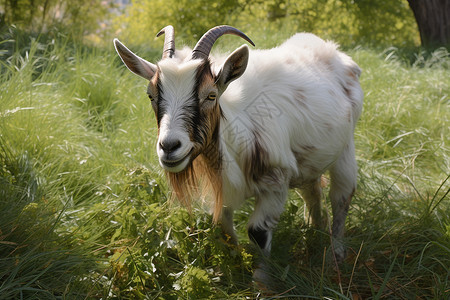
(0, 32, 448, 299)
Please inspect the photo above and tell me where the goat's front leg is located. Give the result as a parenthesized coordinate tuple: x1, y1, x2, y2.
(247, 187, 288, 281)
(220, 206, 238, 244)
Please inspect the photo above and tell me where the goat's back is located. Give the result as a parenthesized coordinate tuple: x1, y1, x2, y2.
(219, 33, 363, 183)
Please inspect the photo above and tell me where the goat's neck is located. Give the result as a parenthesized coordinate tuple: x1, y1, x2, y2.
(199, 126, 222, 172)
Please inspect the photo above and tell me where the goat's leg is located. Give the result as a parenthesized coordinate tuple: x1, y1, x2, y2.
(300, 177, 328, 230)
(247, 187, 288, 282)
(247, 188, 287, 256)
(221, 206, 238, 244)
(329, 139, 357, 262)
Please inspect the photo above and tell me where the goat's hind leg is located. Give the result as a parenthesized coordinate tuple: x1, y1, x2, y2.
(329, 140, 357, 262)
(300, 177, 329, 230)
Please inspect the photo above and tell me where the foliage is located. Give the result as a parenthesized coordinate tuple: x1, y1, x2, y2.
(115, 0, 241, 44)
(0, 0, 111, 38)
(0, 29, 449, 298)
(113, 0, 419, 49)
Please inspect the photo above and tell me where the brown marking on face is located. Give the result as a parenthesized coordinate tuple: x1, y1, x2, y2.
(196, 59, 214, 82)
(200, 125, 222, 171)
(148, 70, 161, 125)
(149, 70, 159, 93)
(198, 68, 216, 92)
(191, 60, 222, 156)
(165, 60, 225, 223)
(147, 70, 160, 101)
(179, 60, 220, 162)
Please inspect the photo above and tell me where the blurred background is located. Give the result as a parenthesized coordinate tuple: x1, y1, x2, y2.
(0, 1, 448, 299)
(1, 0, 449, 50)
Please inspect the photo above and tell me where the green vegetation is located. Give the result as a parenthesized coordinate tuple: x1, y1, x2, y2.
(1, 29, 448, 299)
(0, 1, 449, 297)
(0, 0, 110, 39)
(115, 0, 419, 49)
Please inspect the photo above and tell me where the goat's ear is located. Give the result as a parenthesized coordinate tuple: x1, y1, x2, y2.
(114, 39, 157, 81)
(216, 45, 249, 92)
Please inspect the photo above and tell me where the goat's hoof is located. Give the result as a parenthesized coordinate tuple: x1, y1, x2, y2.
(252, 264, 273, 291)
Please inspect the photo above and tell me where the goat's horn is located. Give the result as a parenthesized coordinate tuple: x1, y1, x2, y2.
(157, 25, 175, 59)
(192, 25, 255, 60)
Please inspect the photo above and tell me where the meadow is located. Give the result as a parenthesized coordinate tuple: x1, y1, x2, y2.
(0, 28, 449, 299)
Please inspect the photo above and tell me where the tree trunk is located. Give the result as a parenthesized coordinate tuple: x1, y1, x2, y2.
(407, 0, 450, 48)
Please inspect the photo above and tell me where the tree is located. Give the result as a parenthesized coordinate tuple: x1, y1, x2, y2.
(114, 0, 422, 48)
(115, 0, 242, 45)
(0, 0, 110, 36)
(407, 0, 450, 48)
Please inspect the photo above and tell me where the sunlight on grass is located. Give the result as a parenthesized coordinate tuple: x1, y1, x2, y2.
(0, 33, 448, 298)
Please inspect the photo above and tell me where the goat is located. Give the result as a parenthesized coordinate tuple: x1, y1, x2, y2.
(114, 25, 363, 277)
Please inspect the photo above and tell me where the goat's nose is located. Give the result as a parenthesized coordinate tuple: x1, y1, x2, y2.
(159, 139, 181, 153)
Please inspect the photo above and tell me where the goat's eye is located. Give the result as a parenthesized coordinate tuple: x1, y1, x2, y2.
(148, 95, 154, 101)
(206, 92, 217, 101)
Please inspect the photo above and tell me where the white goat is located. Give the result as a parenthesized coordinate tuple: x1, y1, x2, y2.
(114, 25, 363, 273)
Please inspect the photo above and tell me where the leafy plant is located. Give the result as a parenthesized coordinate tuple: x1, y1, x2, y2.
(0, 27, 448, 298)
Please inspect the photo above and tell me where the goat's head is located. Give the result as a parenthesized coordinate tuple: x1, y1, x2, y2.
(114, 25, 254, 173)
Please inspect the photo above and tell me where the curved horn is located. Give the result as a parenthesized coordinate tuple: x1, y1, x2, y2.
(192, 25, 255, 60)
(156, 25, 175, 59)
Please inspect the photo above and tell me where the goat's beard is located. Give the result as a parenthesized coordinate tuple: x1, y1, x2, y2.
(166, 162, 197, 206)
(166, 150, 223, 223)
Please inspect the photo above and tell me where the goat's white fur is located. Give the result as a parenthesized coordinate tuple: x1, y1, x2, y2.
(214, 34, 362, 258)
(115, 32, 363, 267)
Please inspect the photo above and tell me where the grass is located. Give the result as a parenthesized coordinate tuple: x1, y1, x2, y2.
(0, 30, 449, 299)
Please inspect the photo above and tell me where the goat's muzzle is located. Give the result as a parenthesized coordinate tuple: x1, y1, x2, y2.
(157, 135, 194, 173)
